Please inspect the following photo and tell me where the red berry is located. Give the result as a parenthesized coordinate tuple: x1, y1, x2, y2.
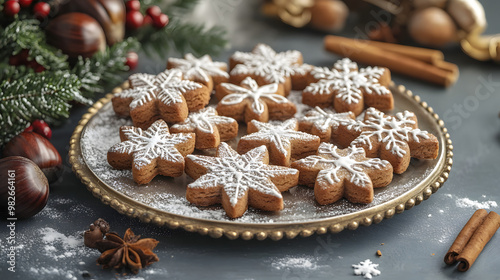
(153, 14, 169, 29)
(34, 64, 45, 73)
(146, 5, 161, 17)
(33, 2, 50, 20)
(125, 0, 140, 11)
(125, 52, 139, 70)
(4, 0, 21, 17)
(126, 10, 143, 29)
(18, 0, 32, 8)
(142, 14, 153, 26)
(32, 120, 52, 140)
(24, 125, 34, 133)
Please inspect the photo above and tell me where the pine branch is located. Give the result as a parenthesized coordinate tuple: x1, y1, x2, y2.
(0, 71, 80, 145)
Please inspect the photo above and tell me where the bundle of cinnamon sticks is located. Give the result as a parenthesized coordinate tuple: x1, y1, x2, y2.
(324, 35, 459, 87)
(444, 209, 500, 272)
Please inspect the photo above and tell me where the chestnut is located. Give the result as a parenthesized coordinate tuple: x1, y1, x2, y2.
(408, 7, 457, 48)
(0, 156, 49, 219)
(45, 12, 106, 59)
(3, 132, 62, 183)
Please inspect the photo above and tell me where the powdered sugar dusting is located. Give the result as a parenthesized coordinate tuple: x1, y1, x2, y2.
(455, 197, 498, 209)
(271, 256, 320, 270)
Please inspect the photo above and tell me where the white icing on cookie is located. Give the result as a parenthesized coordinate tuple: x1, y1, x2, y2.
(219, 77, 291, 114)
(344, 108, 431, 157)
(230, 44, 311, 84)
(304, 58, 390, 105)
(241, 119, 318, 157)
(187, 143, 298, 206)
(170, 107, 236, 134)
(299, 106, 355, 132)
(116, 69, 202, 109)
(168, 53, 229, 82)
(296, 143, 389, 187)
(109, 119, 193, 168)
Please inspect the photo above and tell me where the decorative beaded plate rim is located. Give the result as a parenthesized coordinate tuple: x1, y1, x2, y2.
(69, 81, 453, 241)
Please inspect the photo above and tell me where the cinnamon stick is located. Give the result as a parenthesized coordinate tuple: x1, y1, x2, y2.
(324, 35, 458, 87)
(457, 211, 500, 272)
(444, 209, 488, 265)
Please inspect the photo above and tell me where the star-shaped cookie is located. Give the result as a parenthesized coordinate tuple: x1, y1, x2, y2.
(237, 119, 320, 166)
(302, 58, 393, 116)
(167, 53, 229, 92)
(216, 77, 297, 123)
(112, 69, 210, 128)
(170, 107, 238, 149)
(229, 44, 313, 95)
(291, 143, 393, 205)
(107, 119, 195, 184)
(338, 107, 439, 174)
(297, 106, 356, 143)
(185, 142, 299, 218)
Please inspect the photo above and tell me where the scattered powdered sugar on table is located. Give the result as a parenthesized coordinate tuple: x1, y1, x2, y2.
(78, 94, 439, 223)
(271, 256, 320, 270)
(455, 197, 498, 209)
(39, 227, 82, 260)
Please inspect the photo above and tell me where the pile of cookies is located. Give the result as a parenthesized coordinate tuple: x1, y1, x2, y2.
(107, 44, 439, 219)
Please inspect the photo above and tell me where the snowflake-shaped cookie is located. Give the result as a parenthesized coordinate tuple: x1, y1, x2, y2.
(112, 69, 210, 128)
(302, 58, 393, 116)
(229, 44, 313, 95)
(107, 119, 195, 184)
(170, 107, 238, 149)
(238, 119, 320, 166)
(353, 259, 381, 279)
(291, 143, 392, 205)
(297, 106, 356, 143)
(185, 142, 299, 218)
(216, 77, 297, 123)
(167, 53, 229, 91)
(339, 107, 439, 174)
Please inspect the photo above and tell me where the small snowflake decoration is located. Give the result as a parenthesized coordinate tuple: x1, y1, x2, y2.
(107, 119, 195, 184)
(302, 58, 392, 116)
(342, 107, 439, 174)
(185, 142, 299, 218)
(291, 143, 392, 205)
(216, 77, 296, 123)
(230, 44, 312, 95)
(297, 106, 356, 142)
(352, 259, 381, 279)
(170, 107, 238, 149)
(167, 53, 229, 90)
(112, 69, 208, 127)
(238, 119, 320, 166)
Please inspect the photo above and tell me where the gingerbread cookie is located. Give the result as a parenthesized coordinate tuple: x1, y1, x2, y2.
(337, 107, 439, 174)
(237, 119, 320, 166)
(291, 142, 393, 205)
(185, 142, 299, 218)
(302, 58, 393, 116)
(170, 107, 238, 150)
(216, 77, 297, 123)
(107, 119, 195, 184)
(167, 53, 229, 92)
(112, 69, 210, 128)
(298, 106, 356, 143)
(229, 44, 313, 96)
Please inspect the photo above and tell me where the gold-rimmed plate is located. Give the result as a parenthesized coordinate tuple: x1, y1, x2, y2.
(69, 82, 453, 240)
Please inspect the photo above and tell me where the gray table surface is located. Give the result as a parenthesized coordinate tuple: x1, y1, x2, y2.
(2, 1, 500, 279)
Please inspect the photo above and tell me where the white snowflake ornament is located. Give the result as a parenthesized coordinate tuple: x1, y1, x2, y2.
(230, 44, 313, 95)
(185, 142, 299, 218)
(352, 259, 381, 279)
(291, 143, 392, 205)
(107, 119, 195, 184)
(238, 119, 320, 166)
(302, 58, 393, 116)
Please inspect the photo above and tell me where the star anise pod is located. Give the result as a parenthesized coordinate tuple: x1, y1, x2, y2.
(95, 228, 159, 274)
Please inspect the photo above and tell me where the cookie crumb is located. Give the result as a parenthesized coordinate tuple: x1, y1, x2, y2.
(376, 250, 382, 257)
(380, 243, 384, 246)
(431, 253, 435, 256)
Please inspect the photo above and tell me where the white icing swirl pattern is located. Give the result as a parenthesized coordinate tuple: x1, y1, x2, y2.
(170, 107, 236, 134)
(230, 44, 311, 84)
(304, 58, 391, 105)
(299, 106, 355, 133)
(168, 53, 229, 82)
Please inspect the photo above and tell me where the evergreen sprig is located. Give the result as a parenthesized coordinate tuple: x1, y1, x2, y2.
(0, 72, 81, 145)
